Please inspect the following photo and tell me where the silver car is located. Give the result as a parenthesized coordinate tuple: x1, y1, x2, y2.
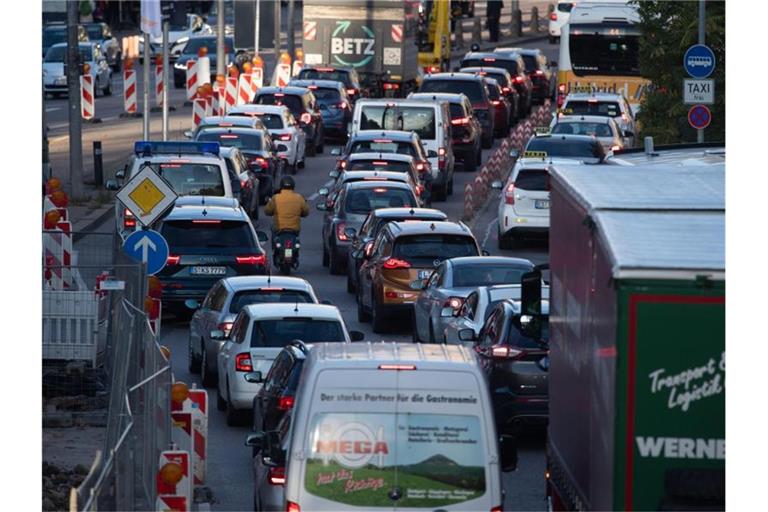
(550, 114, 627, 153)
(43, 42, 112, 97)
(247, 412, 292, 511)
(187, 276, 320, 387)
(412, 256, 534, 343)
(443, 284, 551, 344)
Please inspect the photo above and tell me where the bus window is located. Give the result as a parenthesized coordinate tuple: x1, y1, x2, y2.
(570, 26, 640, 77)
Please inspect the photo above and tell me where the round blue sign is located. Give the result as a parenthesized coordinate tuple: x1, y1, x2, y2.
(684, 44, 716, 79)
(123, 229, 170, 275)
(688, 104, 712, 130)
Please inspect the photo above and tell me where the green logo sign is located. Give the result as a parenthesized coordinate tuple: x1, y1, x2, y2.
(331, 21, 375, 68)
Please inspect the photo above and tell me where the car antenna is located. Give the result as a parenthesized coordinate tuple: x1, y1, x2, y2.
(294, 300, 299, 313)
(267, 274, 271, 285)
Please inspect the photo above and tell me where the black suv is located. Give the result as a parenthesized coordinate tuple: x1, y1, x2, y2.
(496, 47, 555, 104)
(296, 65, 363, 102)
(524, 134, 608, 163)
(250, 341, 308, 433)
(253, 86, 325, 156)
(460, 52, 533, 116)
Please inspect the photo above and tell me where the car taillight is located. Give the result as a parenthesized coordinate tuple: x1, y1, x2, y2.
(416, 184, 424, 196)
(492, 345, 523, 359)
(217, 321, 233, 337)
(250, 157, 269, 169)
(383, 258, 411, 269)
(278, 395, 295, 411)
(491, 506, 503, 512)
(287, 501, 301, 512)
(535, 70, 544, 76)
(236, 254, 266, 265)
(123, 208, 136, 229)
(514, 76, 524, 83)
(336, 223, 348, 241)
(166, 255, 180, 265)
(346, 88, 357, 95)
(416, 162, 425, 172)
(611, 144, 621, 152)
(549, 12, 557, 21)
(279, 133, 292, 141)
(424, 65, 440, 73)
(235, 352, 253, 372)
(451, 117, 470, 125)
(437, 147, 446, 157)
(491, 100, 501, 106)
(337, 102, 348, 109)
(501, 86, 511, 94)
(240, 178, 249, 188)
(437, 147, 446, 170)
(300, 112, 312, 124)
(382, 83, 400, 90)
(268, 466, 286, 485)
(379, 364, 416, 370)
(442, 296, 464, 315)
(505, 182, 516, 205)
(339, 160, 347, 170)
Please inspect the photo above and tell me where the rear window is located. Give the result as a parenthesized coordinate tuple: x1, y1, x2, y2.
(558, 2, 574, 12)
(563, 100, 621, 117)
(486, 83, 501, 101)
(452, 264, 533, 287)
(526, 138, 603, 160)
(151, 163, 224, 196)
(486, 72, 510, 87)
(250, 318, 345, 347)
(229, 290, 313, 313)
(344, 188, 415, 213)
(350, 140, 416, 157)
(507, 316, 549, 348)
(420, 80, 484, 104)
(251, 113, 284, 129)
(359, 106, 436, 141)
(160, 220, 255, 251)
(348, 160, 411, 173)
(449, 103, 467, 119)
(256, 94, 304, 116)
(393, 234, 478, 265)
(197, 131, 264, 150)
(520, 55, 538, 72)
(514, 169, 549, 191)
(552, 122, 613, 137)
(462, 58, 519, 76)
(312, 88, 341, 103)
(298, 69, 351, 86)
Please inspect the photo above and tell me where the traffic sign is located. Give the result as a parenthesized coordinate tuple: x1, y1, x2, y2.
(116, 165, 178, 227)
(688, 105, 712, 130)
(684, 44, 716, 79)
(123, 229, 170, 275)
(683, 79, 714, 105)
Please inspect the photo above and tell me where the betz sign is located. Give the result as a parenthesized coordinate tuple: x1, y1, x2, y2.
(683, 79, 714, 105)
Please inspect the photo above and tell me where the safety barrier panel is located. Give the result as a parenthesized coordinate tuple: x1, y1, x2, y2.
(123, 70, 137, 114)
(80, 75, 95, 121)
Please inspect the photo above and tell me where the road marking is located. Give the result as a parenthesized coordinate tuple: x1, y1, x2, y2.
(45, 107, 61, 113)
(50, 135, 69, 143)
(308, 179, 335, 201)
(482, 218, 498, 249)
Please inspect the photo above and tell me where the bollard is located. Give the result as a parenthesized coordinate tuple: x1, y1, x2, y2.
(93, 141, 103, 187)
(511, 9, 522, 38)
(531, 7, 540, 33)
(472, 17, 482, 43)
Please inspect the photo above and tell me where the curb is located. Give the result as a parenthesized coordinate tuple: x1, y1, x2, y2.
(72, 204, 114, 240)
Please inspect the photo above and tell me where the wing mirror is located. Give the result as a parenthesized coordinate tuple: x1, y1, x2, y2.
(427, 149, 438, 158)
(458, 328, 476, 342)
(210, 329, 226, 340)
(244, 371, 264, 383)
(316, 201, 328, 211)
(409, 278, 428, 290)
(330, 147, 342, 156)
(624, 130, 635, 138)
(349, 330, 365, 342)
(499, 434, 519, 472)
(549, 60, 558, 67)
(115, 169, 125, 180)
(276, 144, 288, 152)
(184, 129, 194, 139)
(328, 170, 340, 179)
(105, 179, 120, 191)
(509, 149, 520, 159)
(245, 431, 264, 448)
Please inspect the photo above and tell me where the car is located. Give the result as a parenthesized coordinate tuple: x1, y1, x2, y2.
(228, 105, 307, 173)
(187, 115, 268, 139)
(418, 72, 496, 149)
(443, 284, 550, 344)
(253, 86, 326, 156)
(349, 99, 455, 200)
(334, 130, 433, 178)
(143, 13, 213, 59)
(154, 197, 269, 314)
(483, 77, 511, 137)
(460, 52, 533, 116)
(43, 42, 112, 97)
(194, 125, 285, 204)
(330, 152, 432, 205)
(412, 256, 535, 343)
(356, 220, 482, 332)
(559, 91, 637, 145)
(296, 65, 363, 103)
(472, 298, 550, 433)
(172, 35, 235, 86)
(218, 146, 260, 219)
(83, 22, 121, 69)
(522, 133, 608, 163)
(187, 276, 320, 387)
(320, 170, 424, 211)
(550, 114, 626, 152)
(318, 180, 420, 275)
(43, 23, 88, 59)
(548, 2, 576, 43)
(250, 409, 292, 511)
(288, 79, 352, 141)
(275, 342, 516, 512)
(459, 66, 521, 126)
(215, 303, 359, 425)
(106, 141, 239, 241)
(495, 47, 556, 104)
(408, 92, 482, 171)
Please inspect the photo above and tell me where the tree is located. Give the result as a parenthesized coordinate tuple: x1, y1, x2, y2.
(634, 1, 724, 144)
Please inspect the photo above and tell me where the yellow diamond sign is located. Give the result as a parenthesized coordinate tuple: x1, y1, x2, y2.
(116, 165, 178, 227)
(128, 178, 164, 217)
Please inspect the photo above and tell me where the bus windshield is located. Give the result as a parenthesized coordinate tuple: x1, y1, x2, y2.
(569, 25, 640, 77)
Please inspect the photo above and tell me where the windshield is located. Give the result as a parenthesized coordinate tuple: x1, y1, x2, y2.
(197, 131, 264, 150)
(312, 88, 342, 103)
(298, 69, 352, 86)
(420, 80, 484, 103)
(182, 38, 233, 55)
(526, 138, 603, 160)
(486, 72, 510, 87)
(344, 188, 415, 214)
(43, 29, 67, 48)
(359, 106, 436, 141)
(151, 162, 225, 196)
(486, 83, 501, 101)
(552, 121, 613, 137)
(452, 264, 533, 287)
(256, 94, 304, 117)
(160, 220, 255, 251)
(348, 160, 411, 173)
(229, 290, 313, 313)
(250, 113, 284, 129)
(520, 54, 538, 72)
(350, 140, 416, 157)
(45, 46, 92, 63)
(250, 319, 345, 347)
(508, 315, 550, 347)
(463, 58, 519, 76)
(393, 235, 478, 265)
(569, 27, 640, 76)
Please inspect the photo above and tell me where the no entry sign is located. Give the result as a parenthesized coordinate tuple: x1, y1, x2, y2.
(688, 104, 712, 130)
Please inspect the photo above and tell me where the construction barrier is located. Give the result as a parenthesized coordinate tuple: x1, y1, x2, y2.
(197, 56, 211, 86)
(123, 69, 138, 114)
(251, 55, 265, 90)
(80, 75, 95, 121)
(212, 88, 222, 117)
(192, 98, 207, 127)
(185, 387, 208, 486)
(225, 76, 238, 112)
(185, 60, 198, 101)
(155, 61, 164, 107)
(237, 73, 254, 105)
(272, 52, 292, 87)
(292, 48, 304, 77)
(155, 450, 191, 512)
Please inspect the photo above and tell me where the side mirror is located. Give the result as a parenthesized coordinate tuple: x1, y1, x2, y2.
(276, 144, 288, 152)
(255, 231, 269, 243)
(244, 371, 264, 383)
(499, 434, 519, 472)
(231, 179, 242, 194)
(509, 149, 520, 159)
(624, 130, 635, 138)
(105, 179, 120, 191)
(458, 328, 476, 342)
(318, 187, 329, 196)
(363, 240, 374, 259)
(344, 227, 357, 239)
(349, 330, 365, 342)
(328, 170, 340, 179)
(115, 169, 125, 180)
(316, 202, 328, 211)
(490, 180, 503, 190)
(184, 129, 194, 139)
(330, 148, 342, 156)
(427, 149, 438, 158)
(210, 329, 226, 340)
(245, 432, 264, 449)
(184, 299, 200, 310)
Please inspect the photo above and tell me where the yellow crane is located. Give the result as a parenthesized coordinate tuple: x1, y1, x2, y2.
(418, 0, 451, 73)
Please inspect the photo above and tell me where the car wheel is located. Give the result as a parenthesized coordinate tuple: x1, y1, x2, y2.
(429, 321, 436, 343)
(357, 288, 371, 322)
(316, 130, 325, 154)
(371, 293, 387, 333)
(433, 184, 446, 202)
(216, 384, 226, 411)
(225, 381, 242, 426)
(329, 246, 344, 275)
(289, 162, 297, 175)
(498, 227, 516, 250)
(346, 268, 356, 294)
(549, 36, 557, 45)
(201, 343, 216, 388)
(464, 151, 477, 172)
(297, 158, 305, 169)
(448, 175, 454, 195)
(188, 336, 201, 373)
(113, 53, 122, 71)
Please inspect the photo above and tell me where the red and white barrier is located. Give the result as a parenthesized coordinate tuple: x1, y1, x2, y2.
(185, 61, 198, 101)
(156, 450, 191, 512)
(237, 73, 253, 105)
(80, 75, 94, 120)
(251, 66, 264, 91)
(292, 57, 304, 77)
(155, 62, 164, 107)
(186, 388, 208, 486)
(197, 56, 211, 86)
(192, 98, 207, 127)
(272, 54, 292, 87)
(123, 70, 137, 113)
(212, 88, 222, 117)
(205, 94, 213, 117)
(225, 77, 238, 112)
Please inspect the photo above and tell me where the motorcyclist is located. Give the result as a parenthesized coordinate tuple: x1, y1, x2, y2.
(264, 176, 309, 250)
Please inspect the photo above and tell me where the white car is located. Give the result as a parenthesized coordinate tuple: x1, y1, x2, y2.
(214, 303, 361, 426)
(139, 13, 212, 59)
(550, 114, 626, 152)
(548, 2, 576, 43)
(43, 42, 112, 97)
(228, 105, 307, 173)
(559, 91, 637, 146)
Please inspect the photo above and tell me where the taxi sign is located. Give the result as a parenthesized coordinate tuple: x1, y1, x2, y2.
(570, 84, 594, 93)
(534, 127, 551, 135)
(117, 165, 178, 227)
(523, 150, 548, 159)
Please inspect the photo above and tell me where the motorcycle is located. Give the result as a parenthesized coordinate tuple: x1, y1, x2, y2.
(273, 230, 301, 275)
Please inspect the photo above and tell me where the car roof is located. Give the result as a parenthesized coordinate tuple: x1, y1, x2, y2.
(288, 79, 344, 90)
(495, 46, 539, 56)
(372, 207, 447, 219)
(307, 342, 476, 368)
(197, 126, 267, 136)
(218, 146, 241, 157)
(228, 104, 290, 116)
(344, 180, 413, 191)
(351, 130, 415, 141)
(256, 86, 310, 96)
(423, 72, 484, 82)
(174, 196, 239, 208)
(355, 98, 444, 109)
(51, 42, 95, 49)
(241, 303, 342, 320)
(164, 203, 248, 222)
(448, 256, 533, 267)
(341, 171, 410, 182)
(199, 116, 263, 127)
(222, 275, 314, 293)
(528, 134, 599, 144)
(302, 65, 352, 72)
(462, 51, 519, 61)
(386, 220, 472, 236)
(347, 153, 414, 162)
(556, 115, 614, 124)
(408, 92, 468, 104)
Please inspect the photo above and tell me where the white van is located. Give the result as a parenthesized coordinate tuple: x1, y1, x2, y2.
(350, 99, 456, 200)
(278, 342, 516, 511)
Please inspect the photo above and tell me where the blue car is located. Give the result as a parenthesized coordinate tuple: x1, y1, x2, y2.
(288, 79, 352, 141)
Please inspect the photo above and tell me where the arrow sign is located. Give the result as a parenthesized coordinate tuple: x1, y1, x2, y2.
(123, 229, 170, 275)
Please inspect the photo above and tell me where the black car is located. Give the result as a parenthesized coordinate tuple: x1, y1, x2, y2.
(496, 47, 556, 104)
(523, 134, 607, 163)
(156, 200, 269, 315)
(459, 67, 521, 126)
(296, 65, 363, 102)
(253, 86, 325, 156)
(250, 341, 308, 433)
(460, 52, 533, 116)
(472, 298, 550, 433)
(173, 35, 236, 87)
(288, 79, 352, 141)
(43, 23, 88, 59)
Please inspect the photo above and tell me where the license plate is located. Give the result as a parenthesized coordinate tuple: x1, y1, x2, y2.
(190, 266, 226, 275)
(284, 248, 293, 258)
(535, 200, 550, 209)
(418, 270, 432, 279)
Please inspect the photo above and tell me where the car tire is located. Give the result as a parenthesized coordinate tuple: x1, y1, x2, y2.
(498, 227, 516, 250)
(289, 162, 297, 175)
(433, 184, 446, 202)
(225, 381, 242, 426)
(201, 344, 216, 388)
(346, 269, 356, 294)
(357, 289, 371, 322)
(297, 158, 305, 169)
(188, 337, 201, 373)
(476, 144, 483, 164)
(549, 36, 557, 45)
(411, 310, 422, 342)
(429, 321, 436, 343)
(448, 175, 454, 195)
(316, 130, 325, 154)
(216, 385, 226, 411)
(329, 246, 344, 275)
(371, 293, 387, 333)
(113, 53, 122, 71)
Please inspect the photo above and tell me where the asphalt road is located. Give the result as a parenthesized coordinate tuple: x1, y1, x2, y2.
(71, 34, 558, 512)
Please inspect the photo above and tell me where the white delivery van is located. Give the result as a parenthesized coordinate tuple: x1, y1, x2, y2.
(280, 342, 516, 511)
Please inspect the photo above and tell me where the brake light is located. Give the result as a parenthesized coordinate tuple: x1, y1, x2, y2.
(611, 145, 621, 152)
(217, 321, 233, 337)
(346, 88, 357, 95)
(535, 70, 544, 76)
(240, 178, 249, 188)
(274, 93, 285, 97)
(287, 501, 301, 512)
(279, 133, 292, 141)
(373, 139, 392, 143)
(166, 255, 180, 265)
(491, 506, 503, 512)
(492, 345, 523, 359)
(250, 157, 270, 169)
(378, 364, 416, 370)
(443, 296, 464, 312)
(339, 160, 347, 169)
(218, 122, 234, 127)
(192, 219, 221, 224)
(438, 147, 446, 157)
(372, 161, 389, 165)
(424, 65, 440, 73)
(278, 395, 295, 411)
(124, 218, 137, 228)
(482, 57, 496, 62)
(336, 223, 348, 241)
(307, 85, 318, 89)
(501, 86, 511, 94)
(451, 117, 470, 126)
(491, 100, 501, 106)
(235, 352, 253, 372)
(558, 84, 566, 93)
(236, 255, 266, 265)
(383, 258, 410, 269)
(505, 182, 516, 205)
(549, 12, 557, 21)
(300, 112, 312, 124)
(382, 83, 400, 90)
(437, 147, 446, 170)
(415, 162, 425, 172)
(416, 184, 424, 196)
(316, 67, 334, 72)
(268, 466, 286, 485)
(514, 76, 524, 83)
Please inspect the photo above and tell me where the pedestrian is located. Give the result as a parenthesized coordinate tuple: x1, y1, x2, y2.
(487, 0, 503, 43)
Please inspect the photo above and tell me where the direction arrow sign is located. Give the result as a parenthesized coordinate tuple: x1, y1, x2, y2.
(684, 44, 716, 79)
(123, 229, 170, 275)
(116, 165, 178, 227)
(683, 79, 714, 105)
(688, 104, 712, 130)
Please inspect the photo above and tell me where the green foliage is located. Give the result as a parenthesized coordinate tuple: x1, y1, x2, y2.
(633, 1, 725, 143)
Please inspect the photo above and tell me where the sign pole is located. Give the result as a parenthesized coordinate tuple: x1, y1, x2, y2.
(143, 31, 151, 139)
(162, 21, 169, 141)
(255, 0, 261, 55)
(698, 0, 705, 143)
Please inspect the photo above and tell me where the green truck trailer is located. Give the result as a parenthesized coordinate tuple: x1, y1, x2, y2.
(537, 155, 725, 511)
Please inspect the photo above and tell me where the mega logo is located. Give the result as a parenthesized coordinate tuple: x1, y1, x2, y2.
(331, 21, 375, 68)
(315, 422, 388, 469)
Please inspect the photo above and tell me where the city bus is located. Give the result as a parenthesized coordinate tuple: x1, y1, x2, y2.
(556, 2, 651, 113)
